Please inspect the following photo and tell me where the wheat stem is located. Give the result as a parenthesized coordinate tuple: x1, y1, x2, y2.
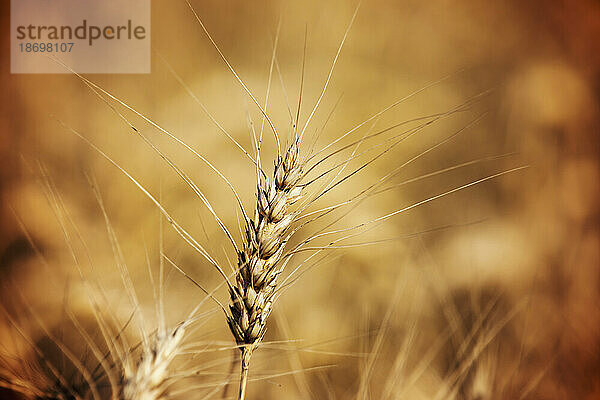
(238, 348, 252, 400)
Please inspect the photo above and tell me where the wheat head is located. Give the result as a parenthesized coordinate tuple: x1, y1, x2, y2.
(226, 137, 304, 397)
(122, 325, 185, 400)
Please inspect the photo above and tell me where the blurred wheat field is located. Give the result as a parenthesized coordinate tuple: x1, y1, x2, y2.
(1, 0, 599, 399)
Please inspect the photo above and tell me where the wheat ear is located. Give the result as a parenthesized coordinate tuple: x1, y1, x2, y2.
(227, 137, 303, 399)
(122, 325, 185, 400)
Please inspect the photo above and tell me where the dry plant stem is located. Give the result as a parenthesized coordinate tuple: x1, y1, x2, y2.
(238, 348, 251, 400)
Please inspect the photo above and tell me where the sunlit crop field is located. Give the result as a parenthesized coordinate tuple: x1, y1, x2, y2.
(0, 1, 598, 399)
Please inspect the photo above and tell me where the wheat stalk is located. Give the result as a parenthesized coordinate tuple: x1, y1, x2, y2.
(227, 138, 304, 399)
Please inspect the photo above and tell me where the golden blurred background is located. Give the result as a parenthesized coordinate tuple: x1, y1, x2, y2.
(0, 0, 599, 399)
